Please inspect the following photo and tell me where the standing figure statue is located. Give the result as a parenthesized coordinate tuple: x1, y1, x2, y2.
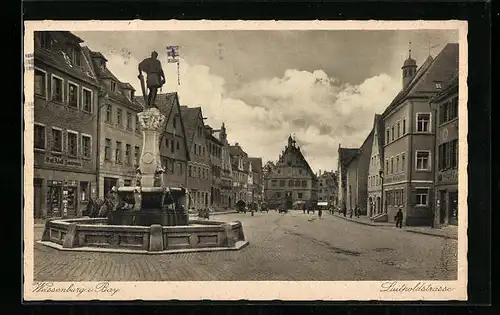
(138, 51, 166, 108)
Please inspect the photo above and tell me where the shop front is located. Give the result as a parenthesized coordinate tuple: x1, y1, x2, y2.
(33, 169, 96, 219)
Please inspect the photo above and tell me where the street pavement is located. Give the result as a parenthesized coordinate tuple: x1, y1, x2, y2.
(32, 211, 457, 281)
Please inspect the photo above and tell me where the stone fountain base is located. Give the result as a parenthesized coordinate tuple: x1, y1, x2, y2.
(38, 217, 248, 254)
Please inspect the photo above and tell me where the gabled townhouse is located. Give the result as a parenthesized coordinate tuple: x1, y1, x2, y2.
(337, 145, 360, 211)
(205, 125, 224, 209)
(84, 48, 144, 197)
(212, 123, 234, 208)
(33, 31, 100, 219)
(367, 114, 385, 219)
(229, 143, 249, 203)
(247, 157, 264, 203)
(430, 75, 459, 227)
(381, 43, 459, 226)
(180, 106, 212, 209)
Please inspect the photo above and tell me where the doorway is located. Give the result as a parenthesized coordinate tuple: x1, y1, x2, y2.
(33, 178, 43, 219)
(439, 190, 446, 224)
(449, 191, 458, 226)
(47, 182, 62, 217)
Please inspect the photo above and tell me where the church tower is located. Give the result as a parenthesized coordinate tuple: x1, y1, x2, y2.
(402, 42, 417, 89)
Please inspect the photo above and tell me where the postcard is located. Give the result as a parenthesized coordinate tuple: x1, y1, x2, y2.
(23, 20, 468, 301)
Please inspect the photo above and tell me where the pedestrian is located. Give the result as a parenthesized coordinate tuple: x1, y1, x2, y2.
(395, 208, 403, 228)
(355, 205, 359, 218)
(349, 208, 353, 218)
(318, 208, 323, 219)
(343, 204, 347, 217)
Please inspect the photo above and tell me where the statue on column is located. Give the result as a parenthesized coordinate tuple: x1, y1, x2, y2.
(138, 51, 166, 108)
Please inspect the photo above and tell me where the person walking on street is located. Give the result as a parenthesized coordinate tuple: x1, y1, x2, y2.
(395, 208, 403, 228)
(318, 208, 323, 219)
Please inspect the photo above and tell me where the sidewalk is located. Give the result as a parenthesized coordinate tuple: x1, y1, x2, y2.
(331, 212, 458, 240)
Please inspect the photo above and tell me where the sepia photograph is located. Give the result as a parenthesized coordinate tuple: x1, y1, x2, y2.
(23, 20, 468, 301)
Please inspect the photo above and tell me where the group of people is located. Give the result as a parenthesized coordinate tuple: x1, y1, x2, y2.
(337, 203, 404, 228)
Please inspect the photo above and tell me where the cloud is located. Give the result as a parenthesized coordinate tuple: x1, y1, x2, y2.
(101, 50, 400, 173)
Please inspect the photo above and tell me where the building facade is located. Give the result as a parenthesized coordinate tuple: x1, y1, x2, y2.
(337, 146, 359, 211)
(264, 136, 318, 209)
(367, 114, 385, 218)
(431, 75, 459, 227)
(382, 43, 458, 226)
(205, 125, 224, 209)
(33, 31, 100, 219)
(229, 143, 249, 203)
(181, 106, 212, 209)
(317, 170, 337, 206)
(248, 157, 264, 203)
(213, 123, 234, 208)
(86, 48, 144, 197)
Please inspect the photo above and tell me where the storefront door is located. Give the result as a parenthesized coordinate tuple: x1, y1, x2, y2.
(33, 178, 43, 219)
(64, 181, 78, 216)
(449, 191, 458, 226)
(47, 181, 63, 217)
(439, 190, 447, 224)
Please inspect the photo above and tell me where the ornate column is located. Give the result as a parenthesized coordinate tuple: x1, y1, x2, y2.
(137, 108, 166, 187)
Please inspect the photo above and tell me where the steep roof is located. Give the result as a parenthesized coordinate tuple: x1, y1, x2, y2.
(431, 74, 459, 104)
(338, 147, 359, 166)
(179, 106, 202, 150)
(135, 92, 179, 122)
(383, 43, 459, 117)
(248, 157, 263, 173)
(229, 144, 248, 158)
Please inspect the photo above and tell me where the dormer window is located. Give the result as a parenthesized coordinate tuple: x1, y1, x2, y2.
(111, 81, 117, 93)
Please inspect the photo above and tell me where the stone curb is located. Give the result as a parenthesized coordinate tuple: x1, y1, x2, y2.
(405, 229, 458, 240)
(331, 213, 382, 227)
(36, 240, 249, 255)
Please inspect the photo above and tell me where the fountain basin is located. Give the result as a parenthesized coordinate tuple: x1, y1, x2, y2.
(37, 217, 248, 254)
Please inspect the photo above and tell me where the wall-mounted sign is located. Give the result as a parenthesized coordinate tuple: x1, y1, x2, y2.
(66, 160, 83, 167)
(45, 156, 64, 165)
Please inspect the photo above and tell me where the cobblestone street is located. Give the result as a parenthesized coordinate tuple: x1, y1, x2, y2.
(33, 211, 457, 281)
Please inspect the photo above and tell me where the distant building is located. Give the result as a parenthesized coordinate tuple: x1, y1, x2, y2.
(85, 48, 143, 197)
(367, 114, 385, 218)
(180, 106, 212, 209)
(205, 125, 224, 209)
(248, 157, 264, 203)
(381, 43, 458, 226)
(343, 131, 373, 215)
(229, 143, 249, 203)
(33, 31, 100, 219)
(317, 170, 337, 207)
(430, 75, 459, 227)
(264, 135, 318, 209)
(212, 123, 234, 208)
(337, 146, 359, 211)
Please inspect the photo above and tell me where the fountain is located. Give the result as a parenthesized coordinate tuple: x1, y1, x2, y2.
(38, 105, 248, 254)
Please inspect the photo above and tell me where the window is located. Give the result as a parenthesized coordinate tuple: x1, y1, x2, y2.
(105, 138, 111, 160)
(126, 112, 132, 129)
(440, 97, 459, 124)
(124, 180, 132, 187)
(116, 109, 122, 126)
(288, 180, 294, 187)
(67, 131, 78, 157)
(416, 151, 431, 171)
(188, 165, 192, 177)
(51, 128, 62, 152)
(298, 192, 303, 199)
(134, 146, 140, 164)
(82, 88, 92, 113)
(390, 157, 394, 174)
(403, 119, 406, 134)
(72, 48, 81, 67)
(415, 188, 428, 206)
(396, 155, 400, 173)
(439, 139, 459, 170)
(105, 105, 112, 122)
(385, 159, 389, 174)
(34, 124, 46, 150)
(51, 75, 63, 103)
(170, 140, 174, 153)
(115, 141, 122, 163)
(135, 115, 140, 132)
(401, 153, 406, 173)
(302, 180, 307, 187)
(391, 126, 395, 141)
(416, 113, 431, 132)
(279, 180, 285, 187)
(110, 81, 117, 93)
(397, 121, 401, 138)
(39, 32, 51, 50)
(80, 181, 90, 201)
(386, 129, 390, 144)
(68, 82, 78, 108)
(125, 144, 132, 164)
(34, 69, 47, 97)
(176, 141, 180, 150)
(271, 180, 277, 187)
(81, 134, 91, 158)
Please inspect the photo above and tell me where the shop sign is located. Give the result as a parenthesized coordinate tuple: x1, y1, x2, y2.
(48, 180, 63, 186)
(45, 156, 64, 165)
(65, 180, 78, 186)
(66, 159, 83, 167)
(441, 169, 458, 182)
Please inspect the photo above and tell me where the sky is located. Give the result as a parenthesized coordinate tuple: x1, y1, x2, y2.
(74, 30, 458, 173)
